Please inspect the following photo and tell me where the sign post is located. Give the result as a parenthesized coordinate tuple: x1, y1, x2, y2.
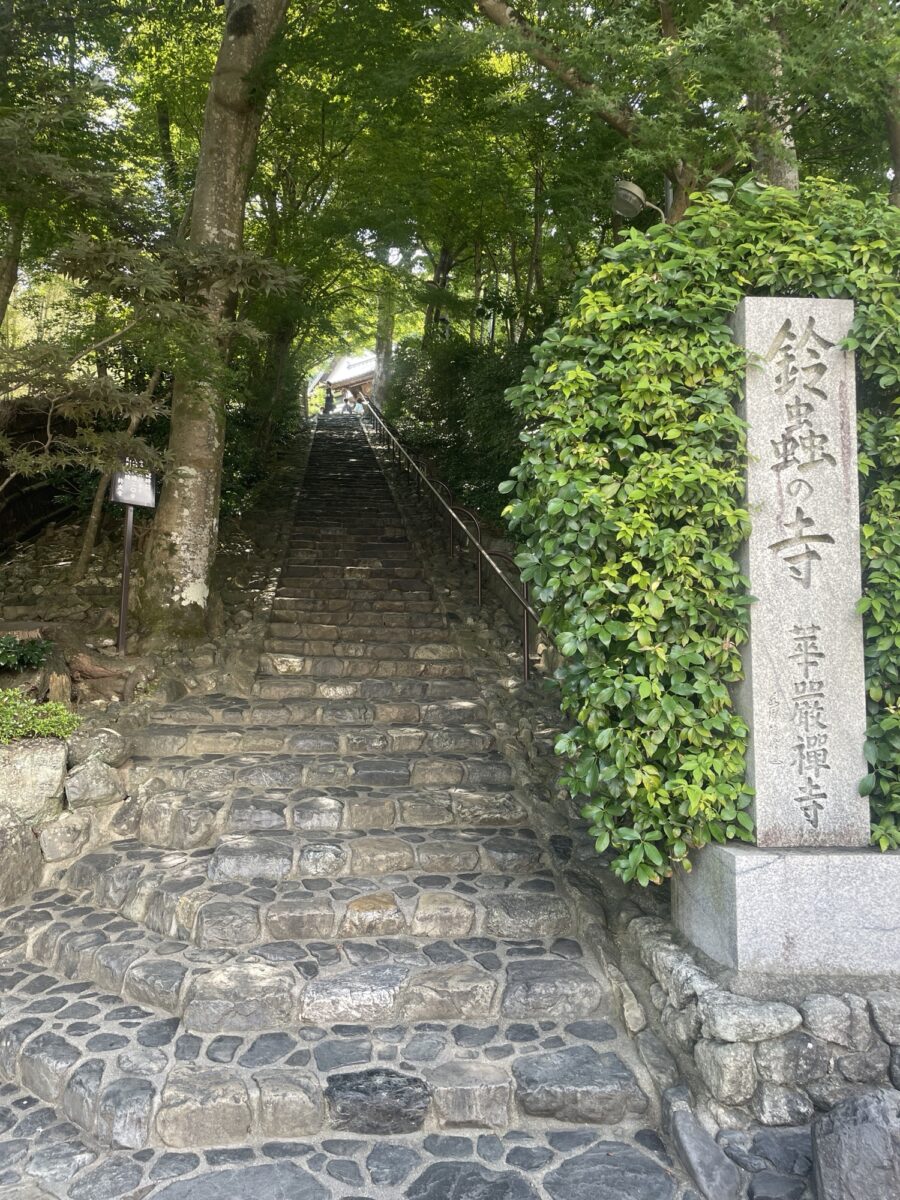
(109, 460, 156, 654)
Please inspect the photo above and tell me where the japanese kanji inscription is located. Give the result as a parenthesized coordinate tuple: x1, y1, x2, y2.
(732, 298, 869, 847)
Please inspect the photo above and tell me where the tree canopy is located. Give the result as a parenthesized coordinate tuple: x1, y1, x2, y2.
(0, 0, 896, 630)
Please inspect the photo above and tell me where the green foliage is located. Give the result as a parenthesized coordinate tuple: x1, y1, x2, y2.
(220, 397, 305, 519)
(502, 178, 900, 884)
(3, 0, 898, 620)
(476, 0, 897, 204)
(0, 689, 81, 742)
(385, 336, 526, 520)
(0, 637, 52, 671)
(858, 411, 900, 850)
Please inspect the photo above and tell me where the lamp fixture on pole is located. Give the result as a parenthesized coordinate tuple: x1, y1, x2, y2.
(612, 180, 667, 223)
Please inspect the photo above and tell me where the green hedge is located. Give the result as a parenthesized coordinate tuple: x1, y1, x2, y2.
(858, 410, 900, 850)
(501, 178, 900, 884)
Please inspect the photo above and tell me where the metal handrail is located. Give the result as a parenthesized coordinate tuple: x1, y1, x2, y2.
(430, 478, 454, 507)
(363, 402, 539, 681)
(451, 505, 481, 582)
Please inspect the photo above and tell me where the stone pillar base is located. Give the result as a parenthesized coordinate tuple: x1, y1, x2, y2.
(672, 843, 900, 981)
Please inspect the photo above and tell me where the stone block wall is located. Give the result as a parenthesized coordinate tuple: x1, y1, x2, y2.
(0, 727, 135, 903)
(595, 909, 900, 1129)
(0, 738, 67, 902)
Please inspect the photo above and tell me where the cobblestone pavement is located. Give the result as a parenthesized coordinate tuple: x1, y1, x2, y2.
(0, 417, 695, 1198)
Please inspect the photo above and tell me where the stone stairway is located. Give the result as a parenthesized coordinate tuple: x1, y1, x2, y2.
(0, 416, 691, 1198)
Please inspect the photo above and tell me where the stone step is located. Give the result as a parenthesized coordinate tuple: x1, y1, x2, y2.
(267, 621, 454, 644)
(252, 675, 484, 702)
(131, 722, 495, 760)
(0, 419, 677, 1178)
(64, 844, 572, 947)
(0, 948, 646, 1151)
(281, 530, 413, 543)
(282, 545, 419, 558)
(289, 532, 412, 547)
(289, 537, 408, 547)
(262, 639, 462, 662)
(273, 581, 436, 599)
(196, 826, 544, 884)
(287, 518, 405, 528)
(5, 892, 612, 1034)
(135, 785, 528, 850)
(149, 695, 487, 728)
(281, 560, 423, 575)
(291, 502, 401, 509)
(269, 604, 448, 628)
(284, 548, 420, 563)
(270, 593, 442, 613)
(258, 652, 471, 679)
(127, 750, 511, 794)
(281, 565, 428, 582)
(287, 534, 410, 544)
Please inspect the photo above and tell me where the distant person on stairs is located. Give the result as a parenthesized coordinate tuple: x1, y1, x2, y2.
(323, 383, 334, 413)
(341, 389, 354, 413)
(353, 394, 366, 416)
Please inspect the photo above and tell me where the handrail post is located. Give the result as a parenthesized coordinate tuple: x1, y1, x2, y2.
(522, 582, 531, 682)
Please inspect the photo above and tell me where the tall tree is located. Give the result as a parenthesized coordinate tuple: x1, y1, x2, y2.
(143, 0, 290, 633)
(473, 0, 894, 219)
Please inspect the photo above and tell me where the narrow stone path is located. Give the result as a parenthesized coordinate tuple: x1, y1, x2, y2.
(0, 416, 692, 1198)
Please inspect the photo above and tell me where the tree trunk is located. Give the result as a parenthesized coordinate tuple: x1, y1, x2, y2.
(256, 319, 297, 454)
(72, 470, 112, 581)
(142, 0, 289, 635)
(887, 82, 900, 208)
(754, 126, 800, 190)
(667, 166, 694, 223)
(519, 167, 544, 343)
(156, 99, 182, 229)
(752, 22, 800, 191)
(0, 207, 24, 329)
(424, 246, 454, 333)
(268, 325, 293, 412)
(470, 240, 483, 343)
(373, 285, 395, 408)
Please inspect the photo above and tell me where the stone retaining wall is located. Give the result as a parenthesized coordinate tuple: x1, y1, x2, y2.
(0, 726, 137, 903)
(584, 886, 900, 1125)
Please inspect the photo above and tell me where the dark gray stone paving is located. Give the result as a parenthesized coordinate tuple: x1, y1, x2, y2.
(56, 836, 570, 947)
(0, 893, 610, 1029)
(0, 945, 651, 1142)
(0, 1076, 700, 1198)
(0, 419, 714, 1196)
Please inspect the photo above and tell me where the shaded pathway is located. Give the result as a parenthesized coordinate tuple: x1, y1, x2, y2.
(0, 415, 691, 1198)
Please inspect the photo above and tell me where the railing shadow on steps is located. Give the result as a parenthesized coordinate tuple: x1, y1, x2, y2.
(362, 401, 539, 681)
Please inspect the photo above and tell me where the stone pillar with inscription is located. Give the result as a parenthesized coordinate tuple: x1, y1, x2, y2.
(736, 297, 869, 847)
(674, 297, 900, 980)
